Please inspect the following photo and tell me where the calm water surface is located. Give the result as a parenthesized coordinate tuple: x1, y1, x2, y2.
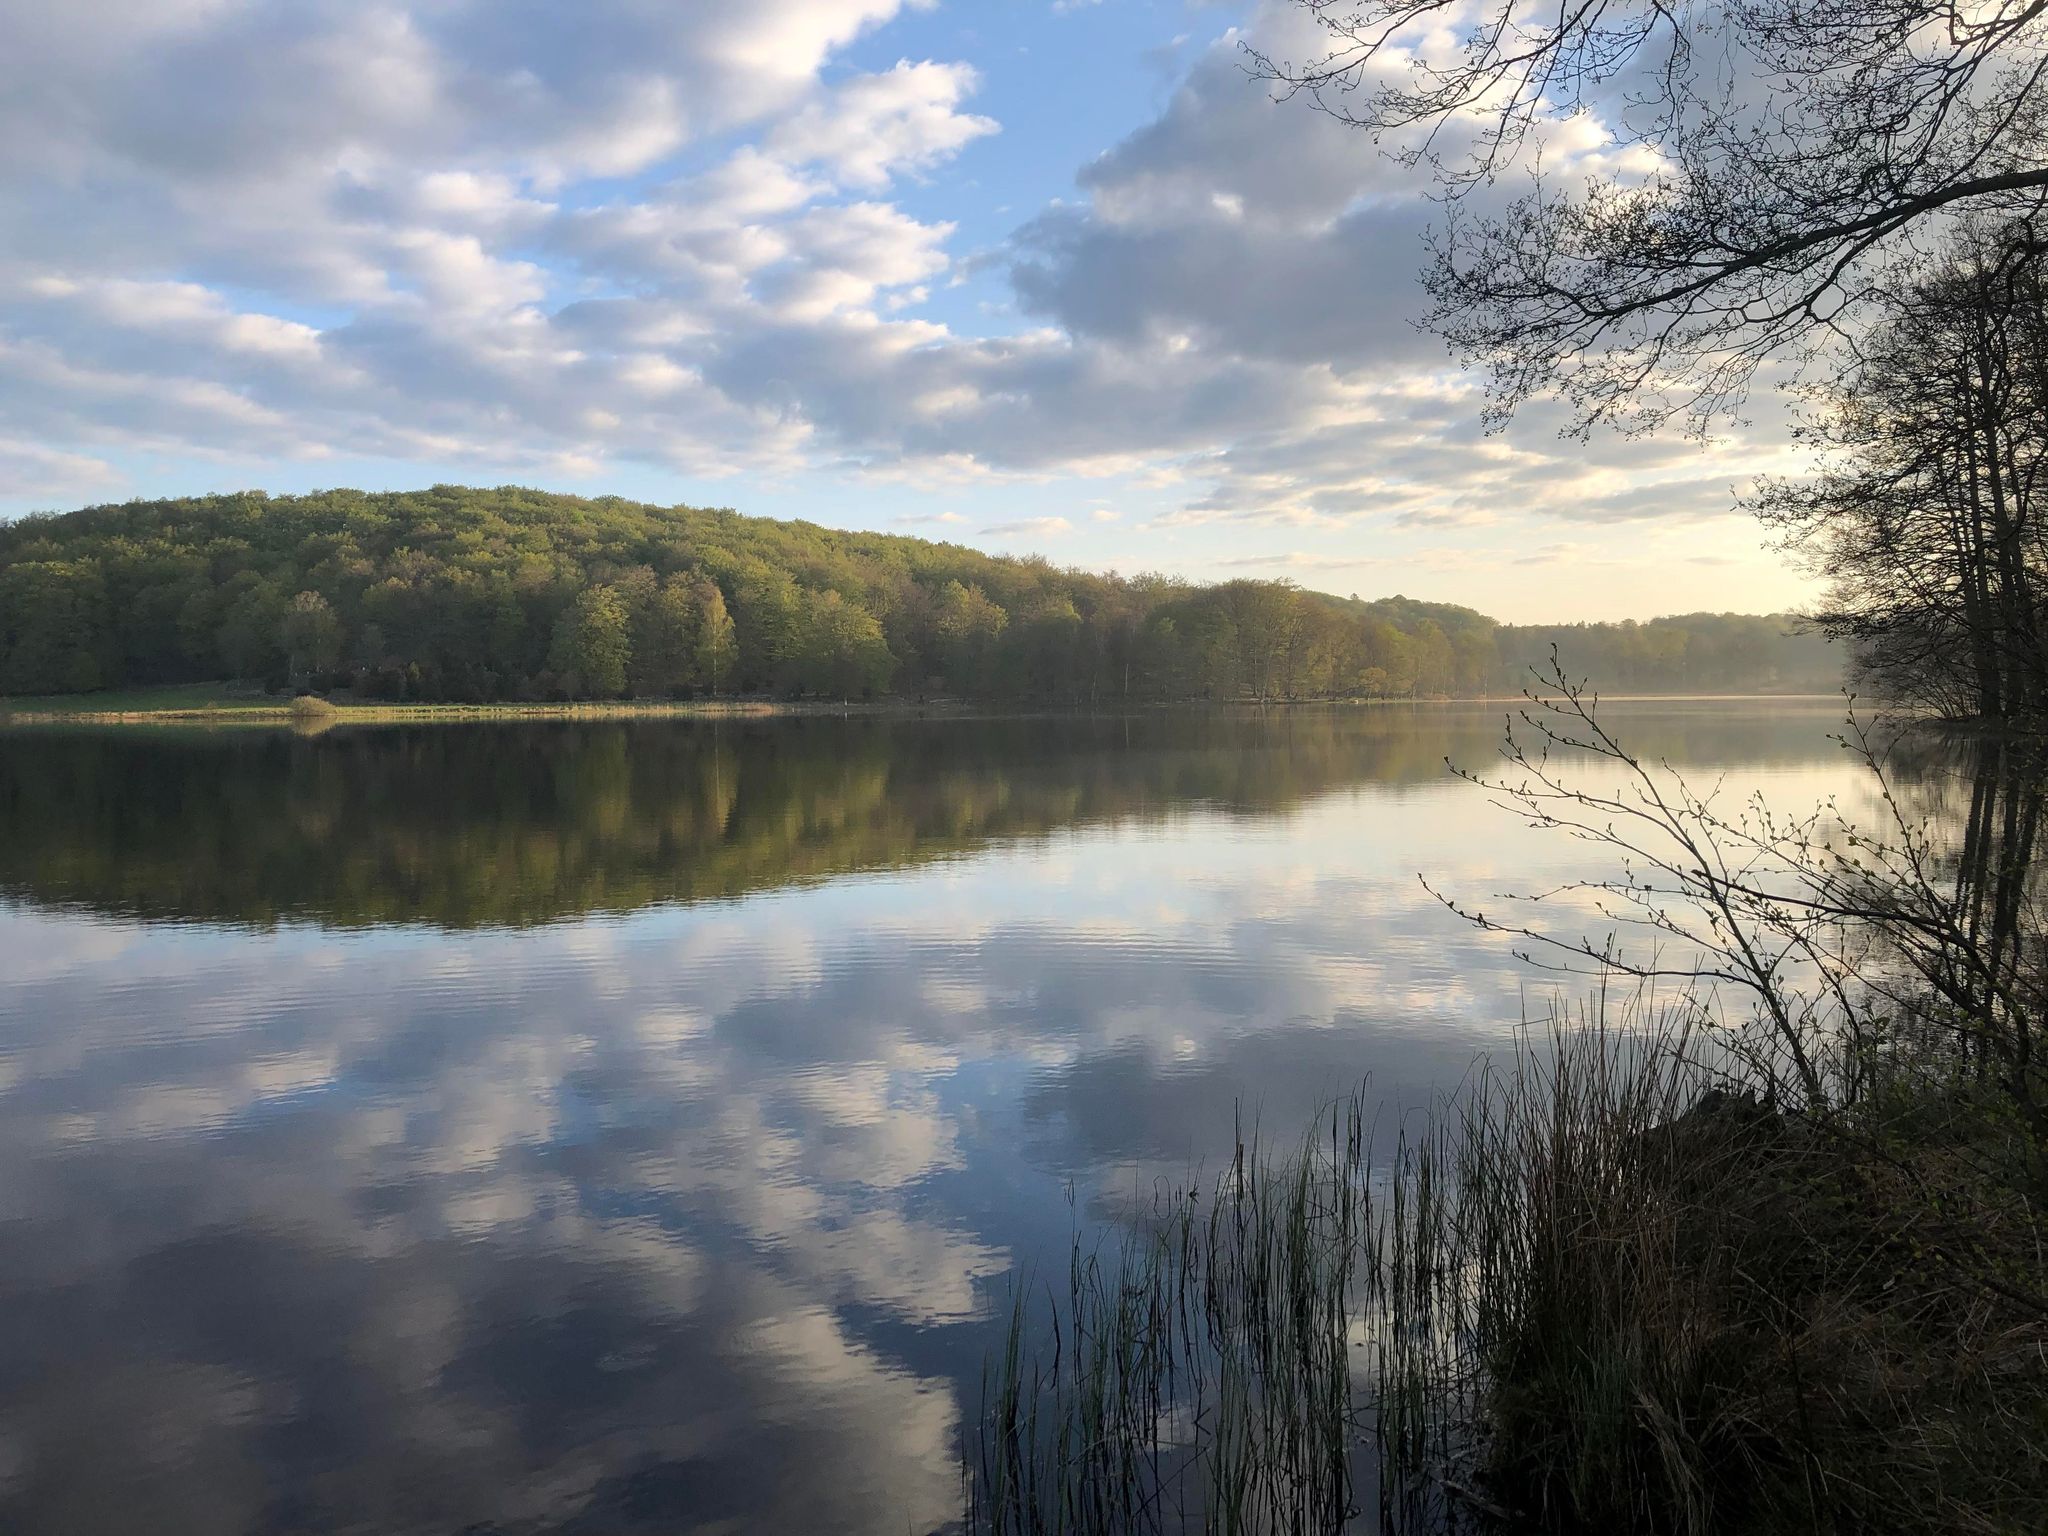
(0, 704, 1866, 1535)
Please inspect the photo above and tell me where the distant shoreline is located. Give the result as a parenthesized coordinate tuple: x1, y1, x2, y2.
(0, 694, 882, 727)
(0, 684, 1853, 728)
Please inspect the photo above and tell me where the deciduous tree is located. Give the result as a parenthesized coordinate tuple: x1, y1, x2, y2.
(1251, 0, 2048, 433)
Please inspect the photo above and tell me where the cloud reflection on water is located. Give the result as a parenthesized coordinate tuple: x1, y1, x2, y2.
(0, 706, 1868, 1533)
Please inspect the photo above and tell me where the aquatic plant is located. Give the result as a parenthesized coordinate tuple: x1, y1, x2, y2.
(970, 1096, 1370, 1535)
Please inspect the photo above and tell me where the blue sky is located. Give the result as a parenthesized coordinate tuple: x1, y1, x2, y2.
(0, 0, 1811, 622)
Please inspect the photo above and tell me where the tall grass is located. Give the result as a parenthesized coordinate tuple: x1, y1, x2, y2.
(968, 988, 2048, 1534)
(1367, 991, 1715, 1535)
(971, 1101, 1369, 1535)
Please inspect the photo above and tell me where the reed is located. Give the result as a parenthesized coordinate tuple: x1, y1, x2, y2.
(968, 988, 2048, 1534)
(970, 1099, 1371, 1535)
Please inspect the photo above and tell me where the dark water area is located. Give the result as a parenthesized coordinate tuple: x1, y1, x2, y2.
(0, 704, 1866, 1534)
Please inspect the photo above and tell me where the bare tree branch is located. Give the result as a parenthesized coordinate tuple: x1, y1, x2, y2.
(1248, 0, 2048, 432)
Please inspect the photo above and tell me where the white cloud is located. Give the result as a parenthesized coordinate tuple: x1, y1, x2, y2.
(981, 515, 1073, 538)
(0, 0, 1805, 600)
(0, 437, 124, 503)
(768, 60, 998, 190)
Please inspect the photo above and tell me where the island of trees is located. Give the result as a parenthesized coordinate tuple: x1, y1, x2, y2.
(0, 487, 1837, 704)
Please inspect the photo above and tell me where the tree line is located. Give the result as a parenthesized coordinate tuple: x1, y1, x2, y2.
(0, 486, 1837, 703)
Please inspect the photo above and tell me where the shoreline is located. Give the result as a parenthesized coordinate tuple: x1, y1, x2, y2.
(0, 697, 906, 727)
(0, 690, 1856, 728)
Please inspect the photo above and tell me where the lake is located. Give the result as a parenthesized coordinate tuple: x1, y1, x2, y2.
(0, 703, 1867, 1535)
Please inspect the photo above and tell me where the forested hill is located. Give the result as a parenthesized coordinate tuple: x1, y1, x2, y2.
(0, 486, 1840, 703)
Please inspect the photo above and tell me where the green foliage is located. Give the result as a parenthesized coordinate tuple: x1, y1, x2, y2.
(692, 578, 737, 695)
(795, 588, 893, 698)
(281, 591, 343, 680)
(547, 584, 631, 697)
(934, 579, 1008, 696)
(0, 486, 1842, 701)
(625, 575, 697, 697)
(0, 560, 113, 693)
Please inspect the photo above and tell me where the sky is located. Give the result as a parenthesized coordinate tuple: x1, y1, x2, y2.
(0, 0, 1820, 623)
